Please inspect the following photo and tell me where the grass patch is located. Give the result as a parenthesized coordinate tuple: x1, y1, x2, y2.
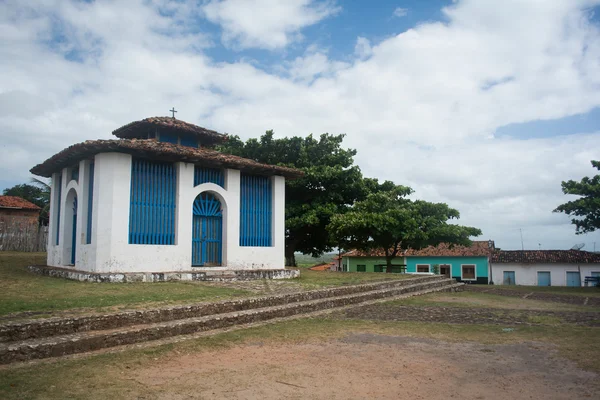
(296, 269, 410, 288)
(393, 291, 598, 312)
(527, 315, 563, 325)
(0, 252, 250, 318)
(0, 317, 598, 400)
(490, 285, 600, 297)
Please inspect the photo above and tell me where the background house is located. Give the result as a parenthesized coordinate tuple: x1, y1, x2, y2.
(342, 240, 494, 284)
(491, 250, 600, 287)
(0, 196, 41, 229)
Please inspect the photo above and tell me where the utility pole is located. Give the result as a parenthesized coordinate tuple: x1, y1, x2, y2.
(519, 228, 524, 251)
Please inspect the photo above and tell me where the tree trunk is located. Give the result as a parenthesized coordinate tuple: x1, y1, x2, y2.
(285, 246, 297, 267)
(386, 256, 393, 273)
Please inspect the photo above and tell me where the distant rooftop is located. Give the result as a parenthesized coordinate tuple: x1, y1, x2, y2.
(112, 116, 228, 146)
(492, 250, 600, 264)
(0, 196, 41, 211)
(343, 241, 494, 258)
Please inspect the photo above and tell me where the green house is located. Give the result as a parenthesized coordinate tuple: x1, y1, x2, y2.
(341, 241, 493, 284)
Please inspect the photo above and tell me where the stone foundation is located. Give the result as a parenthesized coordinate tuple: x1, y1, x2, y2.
(27, 265, 300, 283)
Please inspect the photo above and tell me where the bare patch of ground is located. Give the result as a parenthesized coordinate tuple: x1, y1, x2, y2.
(466, 286, 600, 306)
(131, 334, 598, 400)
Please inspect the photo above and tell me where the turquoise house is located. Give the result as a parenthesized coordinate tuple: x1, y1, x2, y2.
(342, 241, 493, 284)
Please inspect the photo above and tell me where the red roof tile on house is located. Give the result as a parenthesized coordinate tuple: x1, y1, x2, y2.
(343, 241, 493, 258)
(491, 250, 600, 264)
(0, 196, 41, 210)
(30, 139, 304, 179)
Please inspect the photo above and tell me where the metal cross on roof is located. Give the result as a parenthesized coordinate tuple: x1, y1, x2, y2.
(170, 107, 177, 118)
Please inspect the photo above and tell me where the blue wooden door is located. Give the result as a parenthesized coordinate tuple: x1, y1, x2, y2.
(71, 196, 77, 265)
(537, 271, 551, 286)
(192, 193, 222, 266)
(503, 271, 515, 285)
(566, 271, 581, 287)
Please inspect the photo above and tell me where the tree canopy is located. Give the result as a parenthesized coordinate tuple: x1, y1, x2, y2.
(554, 160, 600, 234)
(2, 180, 50, 225)
(328, 185, 482, 272)
(219, 130, 391, 266)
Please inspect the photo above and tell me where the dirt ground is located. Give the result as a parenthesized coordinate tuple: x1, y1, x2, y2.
(131, 333, 598, 400)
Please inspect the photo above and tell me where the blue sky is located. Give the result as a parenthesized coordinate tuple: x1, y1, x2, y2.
(1, 0, 600, 250)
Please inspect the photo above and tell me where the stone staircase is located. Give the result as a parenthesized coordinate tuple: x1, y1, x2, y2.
(0, 275, 462, 364)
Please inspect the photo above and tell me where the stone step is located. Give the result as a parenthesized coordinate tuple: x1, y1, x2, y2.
(0, 279, 462, 364)
(0, 275, 445, 343)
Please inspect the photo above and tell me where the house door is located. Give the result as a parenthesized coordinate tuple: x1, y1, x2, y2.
(503, 271, 516, 285)
(192, 193, 222, 266)
(440, 265, 451, 278)
(71, 196, 77, 265)
(566, 271, 581, 287)
(537, 271, 551, 286)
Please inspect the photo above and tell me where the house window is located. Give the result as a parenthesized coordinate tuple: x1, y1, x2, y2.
(357, 265, 366, 272)
(240, 174, 272, 247)
(374, 265, 384, 273)
(416, 264, 430, 273)
(85, 163, 94, 244)
(462, 265, 476, 280)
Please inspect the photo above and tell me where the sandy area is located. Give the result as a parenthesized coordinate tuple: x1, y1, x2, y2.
(131, 334, 598, 399)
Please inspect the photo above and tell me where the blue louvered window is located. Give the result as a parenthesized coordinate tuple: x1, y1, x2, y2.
(55, 175, 62, 245)
(180, 136, 198, 148)
(129, 159, 176, 245)
(160, 132, 178, 144)
(86, 163, 94, 244)
(194, 166, 224, 187)
(240, 174, 272, 247)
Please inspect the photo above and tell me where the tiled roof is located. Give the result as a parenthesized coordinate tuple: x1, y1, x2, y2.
(492, 250, 600, 264)
(343, 241, 493, 258)
(30, 139, 304, 179)
(0, 196, 41, 211)
(112, 117, 227, 144)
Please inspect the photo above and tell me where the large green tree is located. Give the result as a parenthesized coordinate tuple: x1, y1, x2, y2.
(219, 130, 388, 266)
(328, 185, 482, 272)
(554, 160, 600, 234)
(2, 179, 50, 225)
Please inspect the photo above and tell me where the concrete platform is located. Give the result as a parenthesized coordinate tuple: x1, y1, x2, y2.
(27, 265, 300, 283)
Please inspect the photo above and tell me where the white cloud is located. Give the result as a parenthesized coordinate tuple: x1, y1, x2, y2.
(1, 0, 600, 250)
(354, 37, 372, 59)
(393, 7, 408, 17)
(202, 0, 341, 50)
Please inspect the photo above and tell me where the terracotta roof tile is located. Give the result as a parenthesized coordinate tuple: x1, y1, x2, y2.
(343, 241, 493, 258)
(30, 139, 304, 179)
(492, 250, 600, 264)
(0, 196, 41, 210)
(112, 117, 227, 144)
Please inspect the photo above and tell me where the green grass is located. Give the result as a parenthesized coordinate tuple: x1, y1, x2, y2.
(0, 317, 598, 400)
(394, 291, 598, 312)
(296, 269, 411, 288)
(490, 284, 600, 297)
(0, 253, 414, 319)
(0, 252, 250, 318)
(294, 252, 336, 269)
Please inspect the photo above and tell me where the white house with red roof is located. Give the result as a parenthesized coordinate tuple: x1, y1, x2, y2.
(30, 116, 302, 282)
(491, 250, 600, 287)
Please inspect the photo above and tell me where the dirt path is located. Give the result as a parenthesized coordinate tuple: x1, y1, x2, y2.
(131, 334, 597, 399)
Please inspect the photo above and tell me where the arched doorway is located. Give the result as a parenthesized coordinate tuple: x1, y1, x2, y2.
(63, 189, 78, 266)
(71, 196, 77, 265)
(192, 192, 222, 266)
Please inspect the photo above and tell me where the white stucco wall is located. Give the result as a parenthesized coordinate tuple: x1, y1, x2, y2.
(491, 263, 600, 286)
(47, 152, 286, 273)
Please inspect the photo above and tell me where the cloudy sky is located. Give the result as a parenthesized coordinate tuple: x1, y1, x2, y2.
(1, 0, 600, 251)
